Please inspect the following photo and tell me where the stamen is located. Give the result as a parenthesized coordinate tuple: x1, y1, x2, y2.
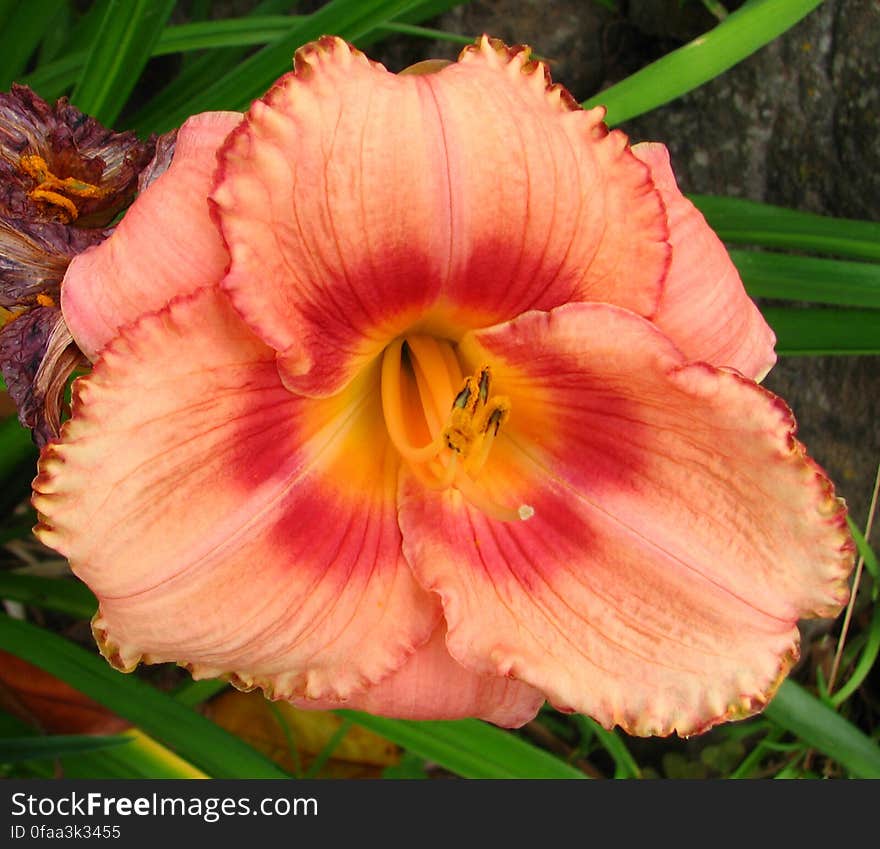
(19, 153, 107, 221)
(29, 189, 79, 220)
(0, 306, 19, 330)
(465, 399, 511, 477)
(409, 452, 458, 491)
(477, 367, 491, 405)
(380, 336, 533, 523)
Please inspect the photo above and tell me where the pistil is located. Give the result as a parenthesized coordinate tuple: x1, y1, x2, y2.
(380, 335, 532, 522)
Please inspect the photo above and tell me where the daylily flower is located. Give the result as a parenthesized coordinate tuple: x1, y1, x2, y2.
(0, 85, 156, 446)
(31, 37, 854, 735)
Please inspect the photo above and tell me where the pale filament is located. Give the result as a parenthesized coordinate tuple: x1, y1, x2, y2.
(380, 335, 533, 522)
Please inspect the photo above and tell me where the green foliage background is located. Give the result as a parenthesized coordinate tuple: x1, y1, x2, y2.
(1, 0, 878, 779)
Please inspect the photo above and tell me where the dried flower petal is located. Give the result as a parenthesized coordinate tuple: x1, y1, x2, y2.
(0, 304, 83, 446)
(0, 84, 154, 226)
(0, 217, 105, 307)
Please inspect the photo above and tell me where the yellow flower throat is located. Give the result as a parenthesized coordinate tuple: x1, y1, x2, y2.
(380, 335, 533, 522)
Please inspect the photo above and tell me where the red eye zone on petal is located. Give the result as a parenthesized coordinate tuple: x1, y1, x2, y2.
(23, 35, 854, 735)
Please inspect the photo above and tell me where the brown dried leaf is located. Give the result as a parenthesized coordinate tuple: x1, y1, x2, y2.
(204, 690, 399, 778)
(0, 650, 128, 735)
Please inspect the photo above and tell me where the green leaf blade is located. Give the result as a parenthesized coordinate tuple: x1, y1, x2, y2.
(340, 711, 587, 779)
(0, 573, 97, 620)
(0, 615, 289, 779)
(0, 0, 63, 90)
(693, 195, 880, 262)
(71, 0, 177, 125)
(765, 680, 880, 778)
(1, 733, 127, 764)
(733, 250, 880, 308)
(761, 306, 880, 356)
(135, 0, 427, 133)
(584, 0, 824, 125)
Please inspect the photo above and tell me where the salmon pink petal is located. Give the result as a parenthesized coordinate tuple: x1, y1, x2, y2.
(431, 39, 669, 328)
(212, 36, 669, 397)
(293, 624, 545, 727)
(399, 304, 853, 736)
(33, 287, 439, 701)
(61, 111, 242, 361)
(632, 143, 777, 381)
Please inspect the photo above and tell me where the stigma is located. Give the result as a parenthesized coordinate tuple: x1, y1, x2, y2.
(380, 334, 533, 522)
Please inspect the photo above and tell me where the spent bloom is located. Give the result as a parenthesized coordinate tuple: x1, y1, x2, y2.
(31, 37, 853, 735)
(0, 84, 155, 445)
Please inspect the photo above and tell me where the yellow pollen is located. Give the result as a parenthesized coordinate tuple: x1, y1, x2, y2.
(380, 335, 532, 522)
(0, 306, 20, 330)
(19, 153, 107, 222)
(36, 293, 56, 308)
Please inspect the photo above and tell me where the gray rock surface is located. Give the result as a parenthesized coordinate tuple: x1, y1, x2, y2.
(388, 0, 879, 526)
(619, 0, 879, 527)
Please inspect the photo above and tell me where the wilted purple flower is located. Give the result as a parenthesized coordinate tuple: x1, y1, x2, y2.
(0, 85, 157, 446)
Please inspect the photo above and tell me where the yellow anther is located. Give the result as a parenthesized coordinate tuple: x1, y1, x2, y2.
(380, 339, 532, 522)
(443, 367, 505, 458)
(475, 397, 510, 436)
(19, 154, 50, 182)
(19, 153, 107, 222)
(476, 367, 491, 404)
(29, 188, 79, 221)
(0, 306, 19, 330)
(444, 406, 477, 454)
(36, 293, 56, 308)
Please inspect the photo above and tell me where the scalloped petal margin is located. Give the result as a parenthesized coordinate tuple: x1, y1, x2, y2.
(61, 111, 241, 361)
(33, 286, 439, 702)
(633, 142, 777, 381)
(212, 34, 669, 398)
(399, 303, 853, 736)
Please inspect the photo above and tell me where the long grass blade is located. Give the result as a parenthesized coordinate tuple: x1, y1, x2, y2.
(1, 709, 206, 779)
(172, 678, 229, 708)
(764, 680, 880, 778)
(848, 519, 879, 583)
(830, 603, 880, 707)
(154, 16, 301, 54)
(134, 0, 426, 133)
(0, 573, 97, 620)
(71, 0, 176, 125)
(761, 306, 880, 355)
(21, 53, 85, 101)
(26, 12, 473, 106)
(733, 250, 880, 308)
(60, 730, 209, 779)
(153, 15, 474, 54)
(0, 614, 289, 778)
(693, 195, 880, 262)
(1, 733, 127, 763)
(128, 0, 298, 136)
(583, 0, 824, 125)
(340, 710, 587, 779)
(0, 0, 61, 90)
(574, 715, 641, 778)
